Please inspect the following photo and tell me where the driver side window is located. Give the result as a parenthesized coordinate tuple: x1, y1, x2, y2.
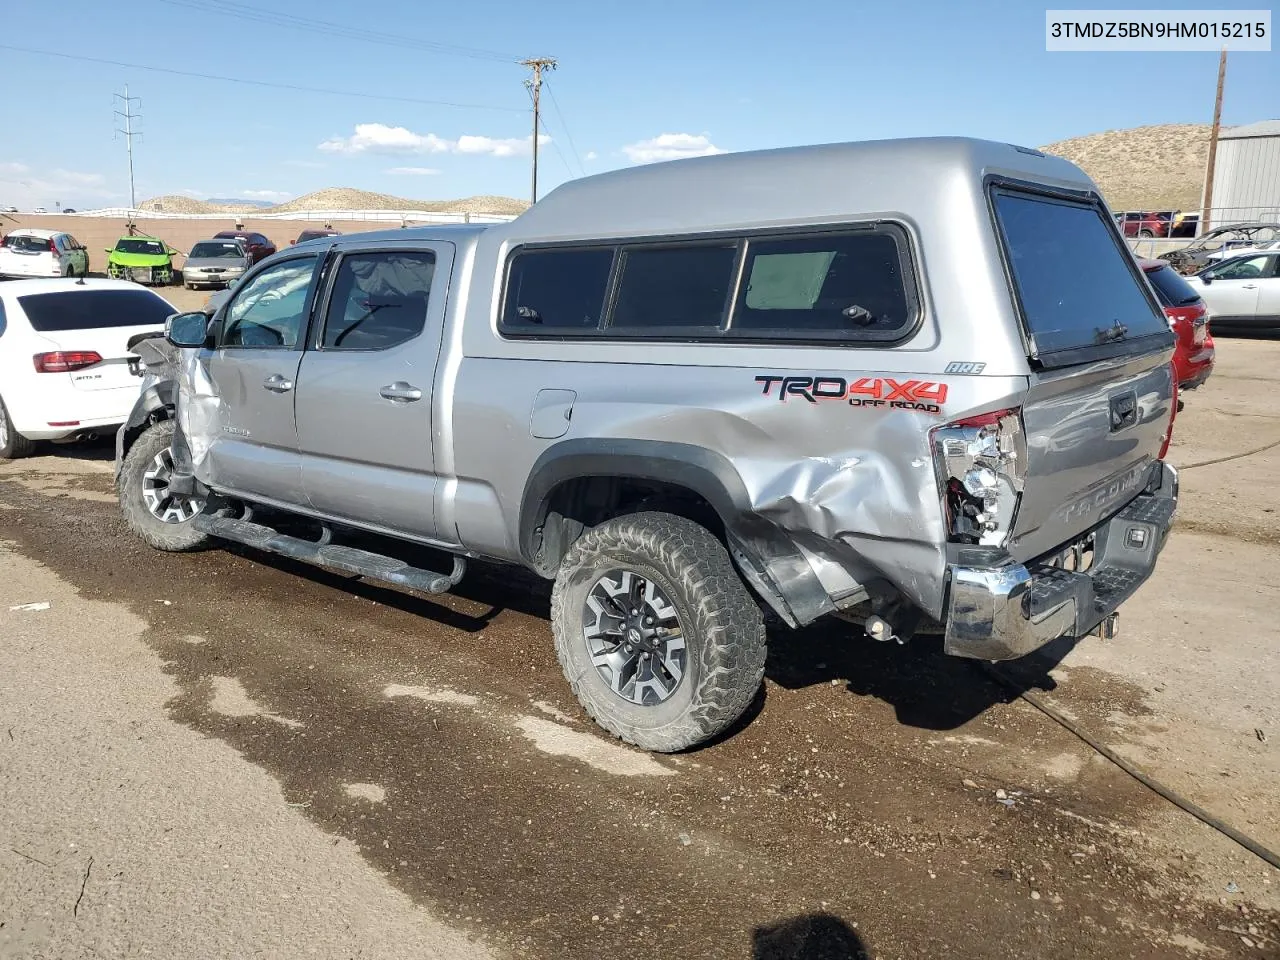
(221, 255, 318, 349)
(1212, 255, 1270, 281)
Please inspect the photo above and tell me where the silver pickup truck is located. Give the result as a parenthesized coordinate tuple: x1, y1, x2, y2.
(116, 137, 1179, 752)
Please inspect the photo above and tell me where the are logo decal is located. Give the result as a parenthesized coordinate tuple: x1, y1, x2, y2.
(755, 375, 948, 413)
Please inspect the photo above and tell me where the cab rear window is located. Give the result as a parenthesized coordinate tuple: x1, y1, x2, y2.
(18, 290, 175, 332)
(993, 190, 1170, 364)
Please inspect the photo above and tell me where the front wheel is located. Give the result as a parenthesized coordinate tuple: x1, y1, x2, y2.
(551, 512, 767, 752)
(118, 419, 211, 552)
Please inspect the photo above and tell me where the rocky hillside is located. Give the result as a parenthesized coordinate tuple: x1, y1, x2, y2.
(1039, 123, 1214, 211)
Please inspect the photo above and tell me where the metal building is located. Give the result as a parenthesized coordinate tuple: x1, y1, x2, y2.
(1210, 119, 1280, 223)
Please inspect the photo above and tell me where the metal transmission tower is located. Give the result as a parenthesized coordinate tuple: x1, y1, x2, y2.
(520, 57, 557, 204)
(113, 86, 143, 212)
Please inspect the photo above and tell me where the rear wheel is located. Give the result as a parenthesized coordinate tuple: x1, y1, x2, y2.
(551, 512, 766, 752)
(0, 397, 37, 460)
(1138, 229, 1155, 239)
(119, 419, 211, 551)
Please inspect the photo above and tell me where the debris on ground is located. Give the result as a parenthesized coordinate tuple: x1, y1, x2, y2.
(9, 601, 50, 612)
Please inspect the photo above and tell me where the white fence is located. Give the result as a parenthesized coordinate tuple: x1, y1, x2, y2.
(66, 207, 518, 224)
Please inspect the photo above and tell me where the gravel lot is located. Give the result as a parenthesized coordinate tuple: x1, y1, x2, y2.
(1, 336, 1277, 959)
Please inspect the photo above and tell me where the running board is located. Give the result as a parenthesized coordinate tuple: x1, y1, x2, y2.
(194, 515, 466, 594)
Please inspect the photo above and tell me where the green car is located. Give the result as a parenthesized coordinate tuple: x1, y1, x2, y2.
(105, 235, 180, 286)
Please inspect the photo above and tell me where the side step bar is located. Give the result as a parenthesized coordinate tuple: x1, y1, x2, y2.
(194, 515, 466, 594)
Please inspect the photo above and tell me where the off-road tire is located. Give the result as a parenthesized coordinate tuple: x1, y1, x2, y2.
(0, 397, 38, 460)
(551, 512, 766, 752)
(119, 419, 211, 552)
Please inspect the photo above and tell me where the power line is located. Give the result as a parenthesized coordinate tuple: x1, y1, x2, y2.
(524, 85, 574, 181)
(0, 44, 525, 113)
(542, 81, 585, 178)
(156, 0, 521, 63)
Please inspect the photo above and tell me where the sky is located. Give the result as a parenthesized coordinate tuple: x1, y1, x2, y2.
(2, 0, 1277, 210)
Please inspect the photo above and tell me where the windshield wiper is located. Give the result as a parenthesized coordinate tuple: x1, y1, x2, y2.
(1094, 319, 1129, 344)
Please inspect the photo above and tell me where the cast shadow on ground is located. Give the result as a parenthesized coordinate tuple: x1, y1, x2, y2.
(752, 913, 870, 959)
(213, 521, 1078, 735)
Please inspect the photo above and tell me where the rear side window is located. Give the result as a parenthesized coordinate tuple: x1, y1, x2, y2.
(321, 251, 435, 350)
(732, 231, 912, 338)
(993, 191, 1169, 363)
(0, 299, 7, 337)
(502, 248, 614, 331)
(609, 244, 737, 331)
(17, 289, 175, 332)
(1145, 265, 1199, 307)
(3, 235, 53, 254)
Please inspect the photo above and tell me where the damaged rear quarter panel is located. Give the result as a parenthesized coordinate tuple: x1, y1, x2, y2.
(450, 357, 1027, 621)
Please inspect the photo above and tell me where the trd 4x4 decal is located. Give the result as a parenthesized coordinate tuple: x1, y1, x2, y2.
(755, 375, 948, 413)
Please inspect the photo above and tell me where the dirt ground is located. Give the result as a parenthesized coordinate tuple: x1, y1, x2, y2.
(1, 337, 1278, 959)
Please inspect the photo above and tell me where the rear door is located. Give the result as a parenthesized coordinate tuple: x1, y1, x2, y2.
(201, 253, 322, 504)
(294, 244, 449, 539)
(1256, 257, 1280, 324)
(991, 188, 1177, 562)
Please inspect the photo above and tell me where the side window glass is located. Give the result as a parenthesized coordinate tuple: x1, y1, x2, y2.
(1214, 256, 1269, 281)
(731, 231, 913, 337)
(321, 251, 435, 350)
(221, 256, 317, 349)
(501, 248, 614, 332)
(608, 244, 737, 330)
(0, 299, 7, 338)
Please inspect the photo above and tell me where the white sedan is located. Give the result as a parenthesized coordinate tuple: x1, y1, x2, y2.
(1186, 252, 1280, 331)
(0, 278, 176, 458)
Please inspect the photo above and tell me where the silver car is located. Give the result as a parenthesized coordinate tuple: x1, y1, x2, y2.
(117, 137, 1180, 752)
(181, 239, 251, 290)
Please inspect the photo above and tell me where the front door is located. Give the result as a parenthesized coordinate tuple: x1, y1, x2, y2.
(294, 244, 450, 540)
(200, 253, 321, 504)
(1203, 254, 1270, 322)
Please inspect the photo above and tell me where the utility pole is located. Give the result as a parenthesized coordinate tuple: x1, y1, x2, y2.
(1201, 48, 1227, 233)
(520, 57, 556, 204)
(114, 86, 142, 213)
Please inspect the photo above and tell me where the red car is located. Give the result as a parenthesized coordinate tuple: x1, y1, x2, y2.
(1119, 211, 1173, 239)
(1139, 258, 1214, 390)
(213, 230, 276, 264)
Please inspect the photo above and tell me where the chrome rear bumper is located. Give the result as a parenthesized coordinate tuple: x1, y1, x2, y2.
(944, 462, 1178, 661)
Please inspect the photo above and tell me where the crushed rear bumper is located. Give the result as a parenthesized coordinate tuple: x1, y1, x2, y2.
(943, 462, 1178, 661)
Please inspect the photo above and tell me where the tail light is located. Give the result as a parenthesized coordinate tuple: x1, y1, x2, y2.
(47, 239, 58, 254)
(33, 351, 103, 373)
(1159, 364, 1179, 460)
(930, 408, 1027, 546)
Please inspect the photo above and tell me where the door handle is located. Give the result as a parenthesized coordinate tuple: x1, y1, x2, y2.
(380, 381, 423, 403)
(263, 374, 294, 393)
(1241, 284, 1257, 289)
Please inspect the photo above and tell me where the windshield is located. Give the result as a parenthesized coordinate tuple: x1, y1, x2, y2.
(2, 235, 53, 254)
(116, 239, 166, 255)
(993, 190, 1170, 362)
(190, 241, 245, 259)
(1145, 264, 1200, 307)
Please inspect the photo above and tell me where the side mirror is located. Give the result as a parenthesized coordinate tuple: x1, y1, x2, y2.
(166, 311, 212, 348)
(1200, 272, 1215, 285)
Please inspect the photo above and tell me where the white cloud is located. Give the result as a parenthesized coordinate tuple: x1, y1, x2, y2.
(621, 133, 725, 164)
(585, 150, 599, 161)
(0, 162, 119, 207)
(240, 189, 292, 200)
(386, 166, 442, 176)
(319, 123, 548, 158)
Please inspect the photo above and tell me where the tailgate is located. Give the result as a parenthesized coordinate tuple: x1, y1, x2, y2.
(1009, 349, 1174, 562)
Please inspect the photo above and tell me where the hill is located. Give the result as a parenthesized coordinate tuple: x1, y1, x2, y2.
(1038, 123, 1213, 212)
(208, 197, 273, 209)
(138, 189, 528, 217)
(266, 188, 527, 215)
